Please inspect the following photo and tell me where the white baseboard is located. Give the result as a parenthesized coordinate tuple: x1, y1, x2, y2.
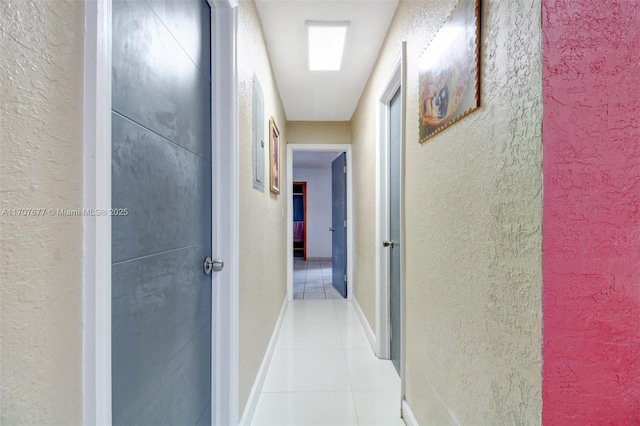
(351, 296, 376, 352)
(238, 296, 288, 425)
(402, 399, 419, 426)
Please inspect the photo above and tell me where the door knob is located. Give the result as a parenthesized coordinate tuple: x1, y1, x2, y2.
(329, 227, 335, 232)
(204, 257, 224, 274)
(382, 240, 395, 248)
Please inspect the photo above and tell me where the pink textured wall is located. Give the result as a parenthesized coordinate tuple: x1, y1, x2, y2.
(542, 0, 640, 423)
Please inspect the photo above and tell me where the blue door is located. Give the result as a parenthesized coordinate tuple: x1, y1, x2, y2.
(111, 0, 212, 424)
(331, 153, 348, 298)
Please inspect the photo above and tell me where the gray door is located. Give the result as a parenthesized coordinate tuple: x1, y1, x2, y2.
(389, 88, 402, 374)
(111, 0, 213, 424)
(331, 153, 348, 298)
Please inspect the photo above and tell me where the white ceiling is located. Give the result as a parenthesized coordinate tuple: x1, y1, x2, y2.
(293, 151, 342, 168)
(255, 0, 399, 121)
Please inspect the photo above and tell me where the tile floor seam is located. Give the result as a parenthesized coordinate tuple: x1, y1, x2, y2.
(342, 344, 361, 426)
(252, 292, 403, 425)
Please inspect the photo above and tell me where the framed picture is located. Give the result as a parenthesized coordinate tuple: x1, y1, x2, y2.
(418, 0, 480, 143)
(269, 116, 280, 194)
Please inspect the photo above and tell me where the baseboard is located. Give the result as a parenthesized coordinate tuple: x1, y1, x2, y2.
(402, 399, 419, 426)
(351, 296, 376, 352)
(238, 296, 288, 425)
(306, 257, 331, 261)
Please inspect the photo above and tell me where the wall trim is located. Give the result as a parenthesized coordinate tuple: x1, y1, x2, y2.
(82, 0, 112, 423)
(238, 297, 289, 425)
(401, 399, 419, 426)
(351, 296, 376, 351)
(399, 40, 408, 410)
(286, 144, 353, 301)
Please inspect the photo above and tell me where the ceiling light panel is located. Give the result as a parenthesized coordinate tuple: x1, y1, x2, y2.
(307, 21, 350, 71)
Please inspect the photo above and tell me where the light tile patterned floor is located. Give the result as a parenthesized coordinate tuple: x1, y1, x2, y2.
(294, 259, 344, 299)
(251, 299, 404, 426)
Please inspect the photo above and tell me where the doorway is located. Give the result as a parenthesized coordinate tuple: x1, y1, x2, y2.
(293, 182, 307, 260)
(287, 145, 353, 301)
(291, 150, 345, 299)
(83, 1, 239, 424)
(376, 45, 405, 380)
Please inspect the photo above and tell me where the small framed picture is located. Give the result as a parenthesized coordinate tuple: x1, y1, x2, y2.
(269, 116, 280, 194)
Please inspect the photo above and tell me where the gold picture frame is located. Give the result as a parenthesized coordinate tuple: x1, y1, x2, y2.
(269, 116, 280, 194)
(418, 0, 480, 143)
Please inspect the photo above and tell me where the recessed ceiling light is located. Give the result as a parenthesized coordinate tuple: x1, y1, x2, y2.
(306, 21, 350, 71)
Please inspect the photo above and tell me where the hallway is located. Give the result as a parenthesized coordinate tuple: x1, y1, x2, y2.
(251, 299, 403, 425)
(3, 0, 639, 423)
(294, 260, 344, 299)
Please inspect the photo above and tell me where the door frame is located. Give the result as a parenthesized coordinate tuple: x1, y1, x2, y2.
(375, 43, 406, 393)
(82, 1, 240, 424)
(210, 2, 240, 424)
(286, 144, 353, 301)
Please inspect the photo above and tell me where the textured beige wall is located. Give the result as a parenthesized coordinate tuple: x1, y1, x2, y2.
(350, 0, 543, 424)
(0, 1, 84, 424)
(237, 0, 289, 416)
(287, 121, 351, 145)
(349, 110, 377, 328)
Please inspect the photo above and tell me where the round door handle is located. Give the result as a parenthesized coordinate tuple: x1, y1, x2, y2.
(204, 257, 224, 274)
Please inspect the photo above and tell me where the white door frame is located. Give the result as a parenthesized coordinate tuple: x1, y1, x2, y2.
(375, 43, 406, 401)
(82, 1, 239, 424)
(83, 1, 113, 423)
(286, 144, 354, 301)
(376, 41, 407, 406)
(210, 1, 240, 424)
(375, 49, 399, 360)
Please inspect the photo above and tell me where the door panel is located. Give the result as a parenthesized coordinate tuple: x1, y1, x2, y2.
(145, 0, 212, 76)
(111, 115, 211, 262)
(111, 0, 212, 424)
(389, 88, 402, 374)
(332, 153, 348, 298)
(111, 0, 211, 159)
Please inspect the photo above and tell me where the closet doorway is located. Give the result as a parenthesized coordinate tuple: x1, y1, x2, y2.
(293, 182, 307, 260)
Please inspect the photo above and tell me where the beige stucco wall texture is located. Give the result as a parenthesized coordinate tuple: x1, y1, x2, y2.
(0, 0, 85, 424)
(351, 0, 543, 424)
(237, 0, 289, 416)
(286, 121, 351, 145)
